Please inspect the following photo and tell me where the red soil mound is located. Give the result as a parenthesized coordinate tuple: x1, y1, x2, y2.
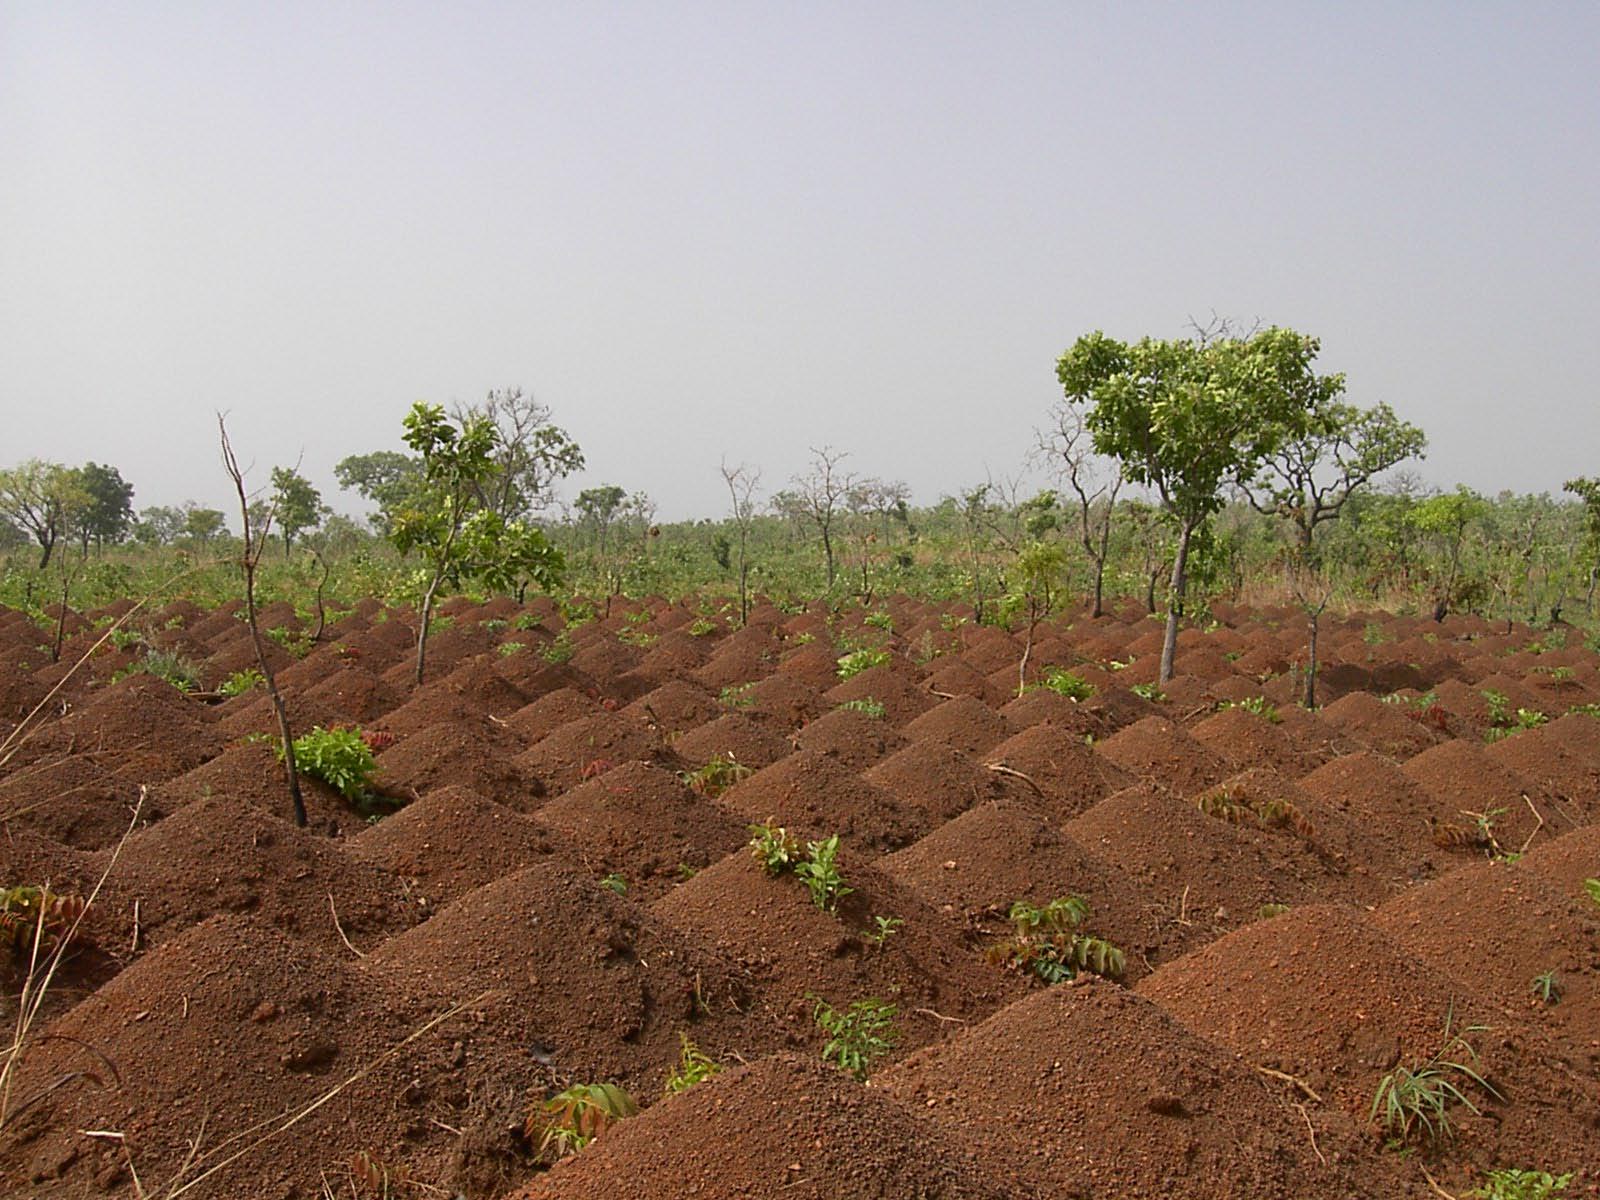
(878, 980, 1406, 1200)
(1402, 739, 1570, 851)
(0, 754, 157, 850)
(982, 724, 1132, 823)
(878, 798, 1148, 976)
(793, 706, 907, 769)
(774, 644, 844, 690)
(901, 695, 1014, 757)
(1093, 714, 1232, 797)
(214, 685, 345, 742)
(996, 688, 1105, 736)
(375, 723, 540, 808)
(692, 641, 777, 690)
(1515, 823, 1600, 899)
(621, 679, 723, 735)
(955, 626, 1022, 675)
(650, 849, 1018, 1062)
(671, 712, 792, 772)
(512, 1054, 1013, 1200)
(1542, 711, 1600, 758)
(863, 740, 1003, 825)
(1485, 723, 1600, 814)
(922, 656, 1003, 705)
(23, 676, 221, 783)
(503, 687, 605, 746)
(1318, 690, 1441, 759)
(1374, 862, 1600, 1067)
(430, 656, 532, 715)
(714, 750, 931, 854)
(1296, 752, 1455, 885)
(1066, 785, 1361, 962)
(823, 665, 936, 726)
(89, 795, 419, 960)
(743, 673, 829, 726)
(369, 862, 758, 1097)
(514, 711, 677, 797)
(301, 663, 403, 723)
(0, 916, 438, 1198)
(1137, 904, 1600, 1183)
(162, 741, 364, 835)
(1188, 706, 1312, 775)
(348, 784, 564, 908)
(535, 762, 747, 900)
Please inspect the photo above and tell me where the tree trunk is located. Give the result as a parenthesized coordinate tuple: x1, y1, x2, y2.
(1144, 566, 1159, 614)
(1091, 559, 1105, 619)
(1158, 523, 1193, 685)
(414, 575, 443, 685)
(1303, 609, 1319, 709)
(36, 534, 53, 571)
(822, 527, 836, 588)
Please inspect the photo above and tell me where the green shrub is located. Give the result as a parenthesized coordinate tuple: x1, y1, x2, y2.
(988, 896, 1124, 984)
(794, 834, 853, 912)
(1036, 667, 1094, 700)
(836, 697, 886, 718)
(1467, 1169, 1572, 1200)
(282, 725, 378, 805)
(811, 995, 898, 1081)
(218, 668, 264, 697)
(115, 647, 203, 693)
(748, 820, 800, 875)
(496, 640, 526, 657)
(836, 648, 891, 679)
(540, 632, 575, 664)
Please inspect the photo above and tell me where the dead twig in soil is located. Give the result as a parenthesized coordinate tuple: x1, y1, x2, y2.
(1253, 1064, 1323, 1104)
(1293, 1100, 1325, 1167)
(911, 1007, 965, 1025)
(1419, 1164, 1459, 1200)
(1517, 793, 1545, 856)
(982, 761, 1044, 798)
(327, 893, 365, 959)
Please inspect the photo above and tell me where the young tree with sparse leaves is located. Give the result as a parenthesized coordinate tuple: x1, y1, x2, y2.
(270, 466, 326, 557)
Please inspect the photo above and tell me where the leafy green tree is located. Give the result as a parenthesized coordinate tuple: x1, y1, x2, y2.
(334, 450, 424, 535)
(1057, 325, 1328, 681)
(1565, 477, 1600, 614)
(132, 504, 186, 546)
(0, 460, 86, 568)
(65, 462, 135, 553)
(1004, 540, 1069, 694)
(575, 485, 628, 556)
(182, 505, 228, 545)
(269, 466, 326, 557)
(1409, 487, 1488, 621)
(391, 402, 565, 683)
(1239, 400, 1426, 705)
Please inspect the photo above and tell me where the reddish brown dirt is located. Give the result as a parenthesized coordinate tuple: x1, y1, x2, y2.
(1188, 706, 1314, 775)
(534, 761, 747, 900)
(1093, 715, 1233, 797)
(863, 740, 1004, 825)
(1137, 904, 1600, 1180)
(348, 784, 564, 908)
(1318, 689, 1443, 759)
(792, 706, 907, 769)
(715, 750, 930, 854)
(902, 695, 1015, 757)
(4, 598, 1599, 1199)
(671, 712, 792, 772)
(650, 849, 1020, 1061)
(514, 1053, 1014, 1200)
(982, 724, 1132, 823)
(878, 980, 1412, 1199)
(514, 711, 677, 797)
(1373, 862, 1600, 1069)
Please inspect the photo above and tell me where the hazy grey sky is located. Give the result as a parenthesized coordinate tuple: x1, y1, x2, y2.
(3, 3, 1597, 521)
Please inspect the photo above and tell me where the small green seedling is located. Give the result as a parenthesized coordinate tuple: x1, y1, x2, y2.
(836, 648, 891, 679)
(1036, 667, 1094, 700)
(218, 668, 264, 697)
(794, 835, 853, 912)
(600, 873, 628, 896)
(836, 697, 887, 718)
(864, 915, 903, 948)
(719, 682, 756, 709)
(1467, 1169, 1572, 1200)
(811, 995, 898, 1081)
(1130, 682, 1165, 702)
(1531, 970, 1561, 1006)
(748, 820, 800, 875)
(531, 1082, 638, 1159)
(1582, 878, 1600, 909)
(663, 1034, 721, 1095)
(989, 896, 1124, 984)
(680, 753, 753, 798)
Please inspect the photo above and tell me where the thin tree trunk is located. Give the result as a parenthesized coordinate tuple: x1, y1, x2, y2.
(822, 527, 835, 587)
(1303, 609, 1319, 709)
(1158, 523, 1193, 685)
(415, 574, 443, 685)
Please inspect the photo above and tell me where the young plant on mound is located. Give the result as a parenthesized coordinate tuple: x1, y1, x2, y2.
(1196, 789, 1315, 841)
(0, 885, 88, 958)
(1467, 1168, 1572, 1200)
(1034, 666, 1095, 701)
(1370, 1008, 1501, 1149)
(529, 1081, 638, 1160)
(837, 647, 891, 679)
(679, 752, 753, 799)
(663, 1034, 722, 1096)
(746, 823, 853, 912)
(276, 725, 393, 814)
(988, 895, 1125, 984)
(811, 995, 899, 1081)
(1583, 878, 1600, 910)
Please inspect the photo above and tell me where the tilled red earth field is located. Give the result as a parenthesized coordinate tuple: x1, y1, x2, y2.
(2, 595, 1598, 1198)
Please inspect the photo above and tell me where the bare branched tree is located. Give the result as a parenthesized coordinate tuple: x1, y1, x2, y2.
(1040, 401, 1124, 617)
(791, 446, 854, 588)
(720, 458, 761, 626)
(219, 416, 307, 827)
